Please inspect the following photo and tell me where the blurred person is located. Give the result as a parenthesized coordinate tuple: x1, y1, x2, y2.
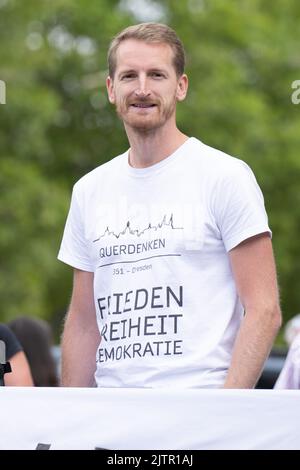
(8, 316, 58, 387)
(0, 323, 33, 386)
(58, 23, 281, 389)
(274, 314, 300, 389)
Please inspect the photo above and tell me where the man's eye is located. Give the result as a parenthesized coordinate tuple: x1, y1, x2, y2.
(151, 72, 164, 78)
(122, 74, 135, 80)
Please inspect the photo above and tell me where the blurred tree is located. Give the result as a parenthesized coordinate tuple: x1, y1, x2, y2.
(0, 0, 132, 335)
(0, 0, 299, 343)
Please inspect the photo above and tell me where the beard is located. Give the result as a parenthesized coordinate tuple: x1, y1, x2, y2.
(116, 93, 177, 133)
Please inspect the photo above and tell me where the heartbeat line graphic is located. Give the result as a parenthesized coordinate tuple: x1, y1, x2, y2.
(93, 214, 183, 243)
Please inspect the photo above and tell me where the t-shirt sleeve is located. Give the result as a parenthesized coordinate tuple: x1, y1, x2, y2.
(212, 161, 271, 252)
(0, 324, 22, 361)
(57, 183, 93, 272)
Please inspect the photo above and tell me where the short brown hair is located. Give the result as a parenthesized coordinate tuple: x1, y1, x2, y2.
(107, 23, 186, 78)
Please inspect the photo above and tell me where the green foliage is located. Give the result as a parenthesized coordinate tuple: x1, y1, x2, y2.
(0, 158, 69, 321)
(0, 0, 131, 337)
(0, 0, 299, 344)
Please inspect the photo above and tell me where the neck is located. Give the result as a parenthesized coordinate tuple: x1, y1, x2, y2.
(125, 121, 189, 169)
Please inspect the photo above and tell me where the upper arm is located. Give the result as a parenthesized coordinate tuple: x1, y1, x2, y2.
(69, 269, 95, 314)
(229, 233, 281, 314)
(62, 269, 100, 386)
(67, 269, 99, 335)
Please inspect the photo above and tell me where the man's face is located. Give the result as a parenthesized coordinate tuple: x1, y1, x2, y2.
(106, 39, 188, 132)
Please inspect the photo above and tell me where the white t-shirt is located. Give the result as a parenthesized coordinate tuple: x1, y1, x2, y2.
(58, 137, 271, 388)
(274, 335, 300, 389)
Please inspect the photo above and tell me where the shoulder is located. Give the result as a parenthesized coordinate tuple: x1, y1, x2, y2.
(188, 137, 250, 174)
(0, 323, 15, 342)
(189, 137, 255, 182)
(73, 151, 127, 194)
(0, 324, 22, 360)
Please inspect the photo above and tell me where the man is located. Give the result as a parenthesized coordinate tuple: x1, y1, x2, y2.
(58, 23, 281, 388)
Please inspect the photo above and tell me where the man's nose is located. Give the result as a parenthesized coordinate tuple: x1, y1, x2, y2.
(134, 76, 150, 97)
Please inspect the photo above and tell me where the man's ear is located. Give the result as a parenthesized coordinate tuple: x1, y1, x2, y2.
(176, 74, 188, 102)
(106, 76, 115, 104)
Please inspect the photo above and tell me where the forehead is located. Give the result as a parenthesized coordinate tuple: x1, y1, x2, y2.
(115, 39, 175, 71)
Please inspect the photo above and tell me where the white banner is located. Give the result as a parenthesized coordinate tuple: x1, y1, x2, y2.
(1, 387, 300, 450)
